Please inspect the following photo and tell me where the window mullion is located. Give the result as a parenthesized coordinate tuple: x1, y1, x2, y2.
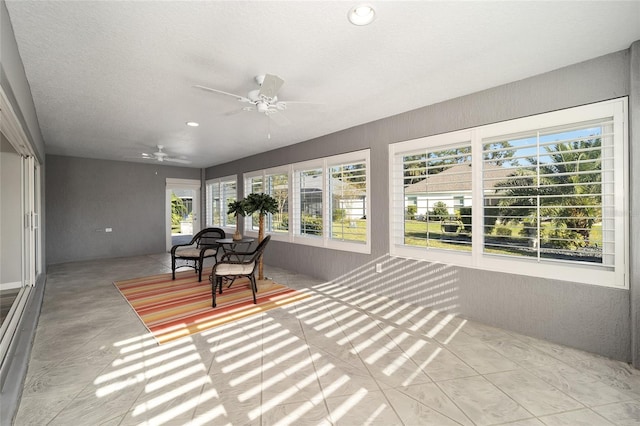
(322, 158, 329, 247)
(472, 130, 484, 261)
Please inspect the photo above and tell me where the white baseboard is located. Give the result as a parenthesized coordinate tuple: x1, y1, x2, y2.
(0, 281, 22, 291)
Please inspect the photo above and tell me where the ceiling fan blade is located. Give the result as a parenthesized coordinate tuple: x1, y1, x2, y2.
(193, 85, 251, 103)
(279, 100, 324, 105)
(224, 108, 246, 116)
(164, 158, 192, 164)
(268, 111, 291, 126)
(258, 74, 284, 99)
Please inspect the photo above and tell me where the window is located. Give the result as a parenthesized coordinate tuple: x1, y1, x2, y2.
(390, 99, 628, 288)
(295, 167, 323, 238)
(246, 175, 263, 232)
(244, 168, 288, 234)
(265, 171, 289, 234)
(205, 175, 237, 229)
(243, 150, 370, 253)
(329, 159, 368, 243)
(401, 143, 472, 253)
(482, 121, 613, 265)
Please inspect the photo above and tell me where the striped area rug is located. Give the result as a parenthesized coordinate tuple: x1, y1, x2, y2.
(114, 271, 310, 344)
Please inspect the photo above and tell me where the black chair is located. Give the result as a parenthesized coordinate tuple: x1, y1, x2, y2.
(171, 227, 226, 282)
(210, 235, 271, 307)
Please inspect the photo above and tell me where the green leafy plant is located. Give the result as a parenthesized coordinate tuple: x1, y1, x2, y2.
(242, 193, 278, 280)
(227, 200, 247, 240)
(171, 194, 188, 231)
(495, 226, 512, 237)
(406, 205, 417, 220)
(301, 215, 323, 235)
(431, 201, 449, 221)
(332, 208, 347, 222)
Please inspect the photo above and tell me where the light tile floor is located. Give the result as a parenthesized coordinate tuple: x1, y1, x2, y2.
(14, 254, 640, 425)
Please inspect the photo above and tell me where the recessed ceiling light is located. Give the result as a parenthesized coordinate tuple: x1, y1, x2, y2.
(186, 121, 199, 127)
(348, 4, 376, 26)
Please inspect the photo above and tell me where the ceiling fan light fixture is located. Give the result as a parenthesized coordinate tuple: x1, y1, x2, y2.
(348, 4, 376, 26)
(257, 102, 269, 113)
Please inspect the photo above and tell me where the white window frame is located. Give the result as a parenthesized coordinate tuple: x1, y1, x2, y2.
(205, 175, 237, 232)
(389, 98, 628, 289)
(243, 150, 371, 254)
(390, 129, 475, 266)
(244, 165, 289, 242)
(326, 150, 371, 251)
(292, 159, 325, 247)
(244, 171, 264, 234)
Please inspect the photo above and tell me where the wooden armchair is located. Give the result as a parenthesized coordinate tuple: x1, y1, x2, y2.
(171, 227, 226, 282)
(210, 235, 271, 307)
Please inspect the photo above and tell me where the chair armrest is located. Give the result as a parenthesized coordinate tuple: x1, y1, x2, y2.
(198, 245, 219, 259)
(216, 258, 251, 266)
(171, 243, 195, 255)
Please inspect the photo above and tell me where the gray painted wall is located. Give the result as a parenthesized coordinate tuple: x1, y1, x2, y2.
(206, 47, 638, 363)
(46, 155, 200, 264)
(0, 0, 45, 163)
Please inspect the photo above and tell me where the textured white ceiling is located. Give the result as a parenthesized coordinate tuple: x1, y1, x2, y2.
(5, 1, 640, 168)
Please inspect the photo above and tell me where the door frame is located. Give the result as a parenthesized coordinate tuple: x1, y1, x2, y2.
(0, 85, 42, 380)
(165, 178, 201, 251)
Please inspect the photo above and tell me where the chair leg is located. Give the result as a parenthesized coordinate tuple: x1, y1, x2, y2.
(197, 259, 203, 282)
(171, 256, 176, 280)
(211, 276, 217, 308)
(249, 275, 257, 304)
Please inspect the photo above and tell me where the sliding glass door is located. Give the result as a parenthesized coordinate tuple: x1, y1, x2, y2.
(0, 137, 41, 372)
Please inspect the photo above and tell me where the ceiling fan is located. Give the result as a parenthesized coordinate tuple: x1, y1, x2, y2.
(141, 145, 191, 164)
(194, 74, 316, 124)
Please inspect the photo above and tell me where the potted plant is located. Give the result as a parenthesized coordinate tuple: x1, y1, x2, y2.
(243, 192, 278, 280)
(227, 200, 246, 241)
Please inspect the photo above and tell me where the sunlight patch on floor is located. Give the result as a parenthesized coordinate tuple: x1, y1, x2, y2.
(132, 375, 211, 416)
(328, 388, 369, 422)
(442, 318, 468, 345)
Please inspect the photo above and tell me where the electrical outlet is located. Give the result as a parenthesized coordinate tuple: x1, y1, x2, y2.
(375, 263, 382, 273)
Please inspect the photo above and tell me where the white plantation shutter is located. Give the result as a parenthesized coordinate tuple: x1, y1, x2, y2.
(205, 181, 214, 226)
(206, 176, 237, 228)
(265, 171, 289, 234)
(482, 119, 616, 268)
(328, 156, 368, 244)
(390, 98, 627, 288)
(245, 175, 263, 232)
(295, 166, 323, 238)
(221, 179, 237, 228)
(400, 144, 472, 252)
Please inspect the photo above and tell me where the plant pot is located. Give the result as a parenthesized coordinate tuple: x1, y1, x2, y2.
(232, 230, 243, 241)
(257, 279, 275, 291)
